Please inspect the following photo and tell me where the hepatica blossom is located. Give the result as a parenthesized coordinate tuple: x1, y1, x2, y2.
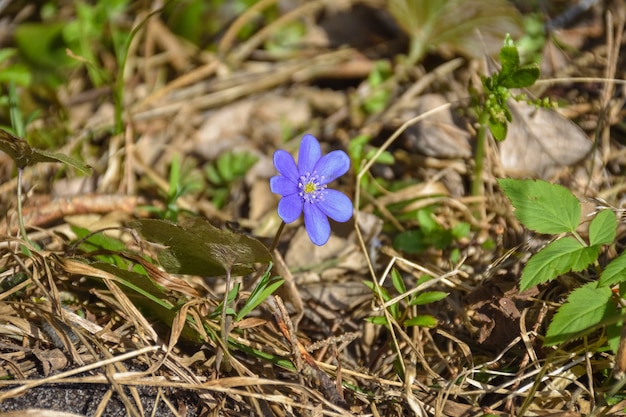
(270, 134, 353, 245)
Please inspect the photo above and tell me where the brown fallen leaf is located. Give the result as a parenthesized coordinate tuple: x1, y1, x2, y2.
(400, 94, 472, 159)
(499, 101, 593, 179)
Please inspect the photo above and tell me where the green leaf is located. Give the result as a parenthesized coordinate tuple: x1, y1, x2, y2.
(409, 291, 448, 306)
(404, 314, 438, 328)
(92, 262, 171, 308)
(129, 218, 272, 277)
(502, 64, 540, 88)
(607, 320, 622, 354)
(391, 268, 406, 294)
(599, 251, 626, 287)
(366, 316, 390, 326)
(236, 264, 284, 321)
(364, 148, 394, 165)
(544, 282, 614, 346)
(211, 282, 240, 319)
(589, 209, 617, 246)
(362, 280, 391, 301)
(520, 237, 598, 291)
(0, 65, 32, 86)
(0, 48, 17, 63)
(498, 178, 581, 234)
(499, 34, 520, 78)
(488, 117, 507, 141)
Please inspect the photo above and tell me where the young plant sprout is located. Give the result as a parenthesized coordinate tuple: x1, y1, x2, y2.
(270, 134, 353, 246)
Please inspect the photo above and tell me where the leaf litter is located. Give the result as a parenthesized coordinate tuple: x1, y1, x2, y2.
(0, 1, 625, 416)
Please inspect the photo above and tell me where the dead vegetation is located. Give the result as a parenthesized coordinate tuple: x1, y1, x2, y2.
(0, 1, 625, 416)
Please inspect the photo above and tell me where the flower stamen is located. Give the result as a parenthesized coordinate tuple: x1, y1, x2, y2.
(298, 171, 326, 204)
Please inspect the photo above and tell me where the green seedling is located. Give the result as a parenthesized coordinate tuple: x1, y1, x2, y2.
(470, 34, 542, 198)
(361, 61, 393, 115)
(363, 268, 447, 329)
(204, 150, 257, 209)
(499, 178, 624, 352)
(144, 154, 203, 221)
(394, 207, 470, 260)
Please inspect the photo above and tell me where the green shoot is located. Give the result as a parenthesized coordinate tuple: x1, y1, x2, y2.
(470, 34, 541, 198)
(499, 178, 623, 351)
(363, 268, 445, 329)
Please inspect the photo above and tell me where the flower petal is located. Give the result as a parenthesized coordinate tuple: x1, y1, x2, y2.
(277, 193, 303, 223)
(298, 134, 321, 176)
(303, 204, 330, 246)
(318, 189, 353, 222)
(273, 150, 299, 183)
(314, 150, 350, 184)
(270, 175, 297, 196)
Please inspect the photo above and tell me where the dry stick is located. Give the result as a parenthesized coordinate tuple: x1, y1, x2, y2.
(227, 0, 328, 65)
(136, 59, 220, 110)
(132, 48, 355, 121)
(218, 0, 277, 55)
(599, 9, 624, 163)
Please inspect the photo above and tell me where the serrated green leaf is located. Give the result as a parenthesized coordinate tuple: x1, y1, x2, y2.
(544, 282, 614, 346)
(404, 314, 438, 328)
(589, 209, 617, 246)
(499, 42, 520, 79)
(502, 64, 540, 88)
(599, 251, 626, 287)
(409, 291, 449, 306)
(129, 218, 272, 277)
(498, 178, 581, 234)
(520, 237, 598, 291)
(489, 117, 507, 141)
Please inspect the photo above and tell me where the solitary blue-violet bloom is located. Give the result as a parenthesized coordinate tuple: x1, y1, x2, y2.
(270, 134, 353, 246)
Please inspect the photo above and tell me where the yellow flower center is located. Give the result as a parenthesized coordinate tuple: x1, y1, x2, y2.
(298, 171, 327, 204)
(304, 182, 316, 194)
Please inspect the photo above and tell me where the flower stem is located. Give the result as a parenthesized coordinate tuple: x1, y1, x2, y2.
(471, 110, 491, 199)
(269, 221, 285, 252)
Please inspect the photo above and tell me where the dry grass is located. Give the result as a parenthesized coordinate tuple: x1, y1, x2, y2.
(0, 1, 625, 416)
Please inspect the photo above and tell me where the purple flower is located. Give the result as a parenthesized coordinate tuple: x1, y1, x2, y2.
(270, 134, 353, 246)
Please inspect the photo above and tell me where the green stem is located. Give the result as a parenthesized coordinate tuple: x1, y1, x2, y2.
(471, 110, 491, 198)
